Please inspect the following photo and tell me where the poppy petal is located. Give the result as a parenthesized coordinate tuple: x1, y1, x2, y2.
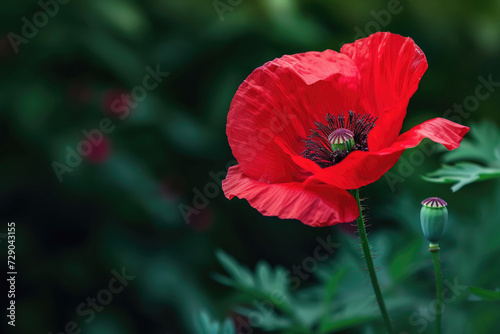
(227, 51, 361, 183)
(222, 165, 359, 226)
(341, 32, 428, 150)
(307, 118, 469, 189)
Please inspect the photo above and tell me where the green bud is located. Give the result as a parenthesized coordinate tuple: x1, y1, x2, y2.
(420, 197, 448, 247)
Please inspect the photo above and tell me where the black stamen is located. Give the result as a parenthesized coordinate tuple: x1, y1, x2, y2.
(301, 111, 377, 168)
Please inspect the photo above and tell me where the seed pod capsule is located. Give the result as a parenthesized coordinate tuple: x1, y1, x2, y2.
(420, 197, 448, 250)
(328, 128, 355, 152)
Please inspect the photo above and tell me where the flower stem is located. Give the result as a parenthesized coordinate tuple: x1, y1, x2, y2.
(354, 189, 394, 334)
(431, 249, 443, 334)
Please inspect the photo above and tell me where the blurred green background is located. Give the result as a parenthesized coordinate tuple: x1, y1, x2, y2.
(2, 0, 500, 333)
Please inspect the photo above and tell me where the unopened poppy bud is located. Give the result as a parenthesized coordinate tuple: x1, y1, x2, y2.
(328, 128, 355, 152)
(420, 197, 448, 248)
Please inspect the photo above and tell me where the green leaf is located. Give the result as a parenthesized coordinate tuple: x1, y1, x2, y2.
(442, 121, 500, 166)
(195, 311, 235, 334)
(196, 311, 219, 334)
(389, 240, 427, 283)
(469, 287, 500, 301)
(255, 261, 289, 295)
(319, 298, 384, 332)
(324, 267, 348, 303)
(422, 162, 500, 191)
(214, 250, 290, 298)
(215, 250, 254, 287)
(211, 272, 235, 288)
(256, 261, 273, 290)
(320, 296, 408, 332)
(235, 306, 293, 331)
(213, 250, 298, 331)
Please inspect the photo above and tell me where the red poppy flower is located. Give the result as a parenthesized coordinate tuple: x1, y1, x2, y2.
(222, 32, 469, 227)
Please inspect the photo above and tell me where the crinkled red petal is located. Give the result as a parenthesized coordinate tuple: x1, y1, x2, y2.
(341, 32, 428, 150)
(222, 165, 359, 226)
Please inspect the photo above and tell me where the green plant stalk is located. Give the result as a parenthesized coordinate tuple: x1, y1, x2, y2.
(354, 189, 394, 334)
(431, 250, 443, 334)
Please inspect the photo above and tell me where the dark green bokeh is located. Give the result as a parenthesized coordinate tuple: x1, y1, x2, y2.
(1, 1, 500, 333)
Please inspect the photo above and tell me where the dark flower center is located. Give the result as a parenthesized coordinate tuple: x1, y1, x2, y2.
(329, 128, 355, 152)
(301, 111, 377, 168)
